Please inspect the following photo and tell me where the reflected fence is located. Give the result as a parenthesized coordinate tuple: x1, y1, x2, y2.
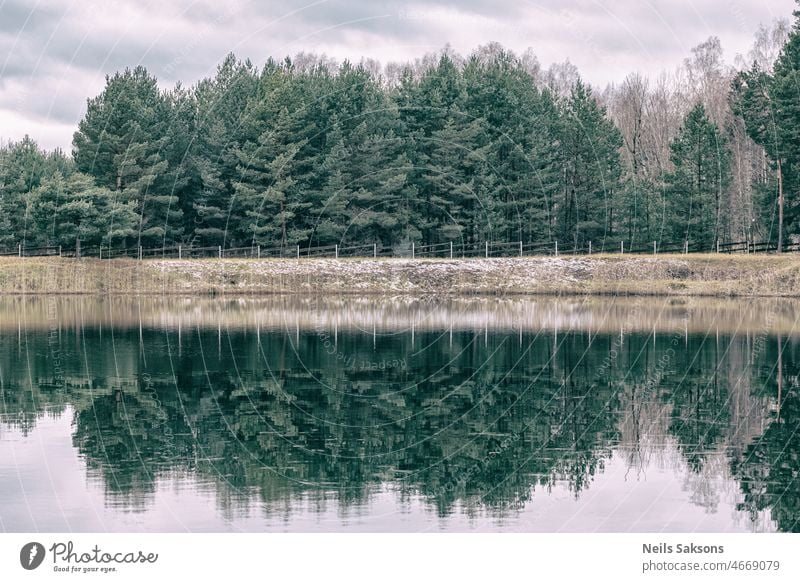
(2, 238, 800, 260)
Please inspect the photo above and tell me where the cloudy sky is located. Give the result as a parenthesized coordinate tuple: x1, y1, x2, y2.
(0, 0, 795, 150)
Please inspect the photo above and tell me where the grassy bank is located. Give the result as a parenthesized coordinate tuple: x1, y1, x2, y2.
(1, 254, 799, 297)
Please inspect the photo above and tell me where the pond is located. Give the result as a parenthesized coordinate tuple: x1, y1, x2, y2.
(0, 295, 797, 532)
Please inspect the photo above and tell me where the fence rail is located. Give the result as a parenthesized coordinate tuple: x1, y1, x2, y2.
(0, 245, 61, 257)
(1, 239, 797, 260)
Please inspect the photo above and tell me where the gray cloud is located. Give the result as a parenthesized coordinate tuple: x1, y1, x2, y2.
(0, 0, 795, 149)
(0, 0, 61, 35)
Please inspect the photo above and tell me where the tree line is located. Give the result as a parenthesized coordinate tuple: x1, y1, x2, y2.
(1, 7, 799, 254)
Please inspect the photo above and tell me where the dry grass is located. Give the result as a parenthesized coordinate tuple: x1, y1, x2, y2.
(0, 254, 799, 297)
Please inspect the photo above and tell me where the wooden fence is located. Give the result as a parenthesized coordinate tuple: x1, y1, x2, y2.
(2, 239, 799, 260)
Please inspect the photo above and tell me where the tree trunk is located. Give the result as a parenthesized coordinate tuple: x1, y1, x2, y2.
(777, 159, 784, 253)
(777, 334, 783, 421)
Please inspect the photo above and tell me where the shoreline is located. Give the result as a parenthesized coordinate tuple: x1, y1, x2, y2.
(1, 254, 799, 297)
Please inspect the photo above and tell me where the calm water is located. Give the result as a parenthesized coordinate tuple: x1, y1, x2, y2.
(0, 296, 797, 532)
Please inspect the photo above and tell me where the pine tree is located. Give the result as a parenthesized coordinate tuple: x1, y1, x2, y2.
(0, 137, 72, 247)
(72, 66, 181, 247)
(663, 104, 731, 250)
(400, 54, 466, 244)
(346, 123, 416, 249)
(425, 113, 490, 245)
(767, 4, 800, 245)
(234, 104, 307, 248)
(191, 55, 258, 247)
(558, 81, 623, 251)
(310, 116, 352, 246)
(731, 3, 800, 249)
(29, 172, 138, 249)
(520, 88, 563, 245)
(159, 84, 196, 243)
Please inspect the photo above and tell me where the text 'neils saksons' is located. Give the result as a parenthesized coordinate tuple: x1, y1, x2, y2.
(643, 543, 724, 554)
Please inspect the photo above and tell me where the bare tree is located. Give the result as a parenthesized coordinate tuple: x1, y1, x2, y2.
(749, 19, 791, 73)
(543, 60, 581, 97)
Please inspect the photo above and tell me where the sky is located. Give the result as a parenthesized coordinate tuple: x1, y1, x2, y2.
(0, 0, 796, 151)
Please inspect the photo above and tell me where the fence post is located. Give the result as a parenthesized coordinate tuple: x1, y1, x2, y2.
(335, 244, 339, 259)
(296, 244, 299, 259)
(555, 241, 558, 256)
(621, 240, 624, 255)
(178, 245, 182, 260)
(450, 241, 454, 259)
(485, 241, 489, 258)
(373, 243, 377, 258)
(99, 248, 102, 259)
(411, 242, 414, 259)
(519, 240, 523, 257)
(716, 240, 720, 253)
(59, 245, 62, 258)
(18, 244, 21, 257)
(218, 245, 222, 259)
(684, 240, 688, 254)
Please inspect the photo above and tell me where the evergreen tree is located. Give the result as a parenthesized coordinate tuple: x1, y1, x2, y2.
(29, 172, 138, 249)
(424, 112, 490, 244)
(191, 54, 259, 247)
(400, 54, 466, 244)
(160, 84, 197, 243)
(234, 104, 307, 248)
(663, 104, 731, 249)
(0, 137, 72, 247)
(771, 13, 800, 242)
(732, 65, 787, 247)
(344, 120, 416, 248)
(558, 81, 623, 251)
(731, 3, 800, 249)
(72, 66, 181, 247)
(311, 115, 353, 246)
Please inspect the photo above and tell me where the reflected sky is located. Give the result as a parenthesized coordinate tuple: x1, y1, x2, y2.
(0, 413, 773, 532)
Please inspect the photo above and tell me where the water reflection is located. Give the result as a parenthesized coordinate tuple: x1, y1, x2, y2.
(0, 296, 797, 532)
